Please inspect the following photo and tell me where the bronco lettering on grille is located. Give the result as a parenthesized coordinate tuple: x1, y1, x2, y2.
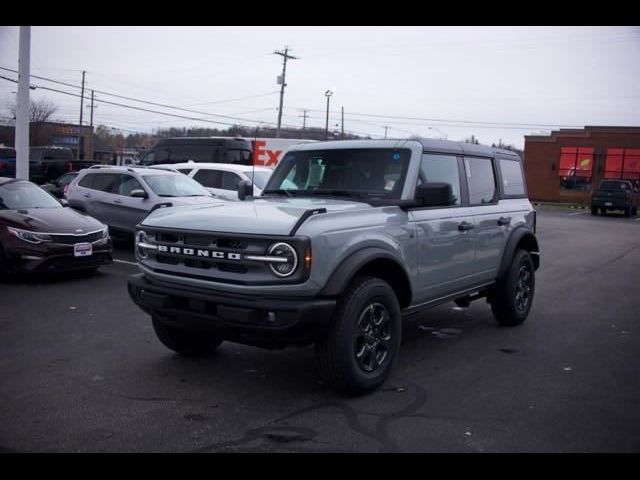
(157, 244, 241, 260)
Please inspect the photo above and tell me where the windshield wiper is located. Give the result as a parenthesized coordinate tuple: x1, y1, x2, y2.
(307, 190, 368, 198)
(262, 189, 294, 197)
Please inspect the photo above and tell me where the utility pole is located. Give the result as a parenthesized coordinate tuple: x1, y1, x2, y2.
(324, 90, 333, 140)
(15, 26, 31, 180)
(273, 47, 298, 138)
(341, 106, 344, 139)
(299, 110, 308, 130)
(89, 90, 95, 159)
(77, 70, 86, 159)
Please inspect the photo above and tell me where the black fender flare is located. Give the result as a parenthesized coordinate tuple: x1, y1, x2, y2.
(319, 247, 411, 298)
(497, 227, 540, 279)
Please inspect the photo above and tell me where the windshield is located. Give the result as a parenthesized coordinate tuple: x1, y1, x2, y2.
(142, 174, 211, 197)
(600, 181, 629, 190)
(0, 181, 62, 210)
(250, 171, 271, 190)
(263, 148, 411, 199)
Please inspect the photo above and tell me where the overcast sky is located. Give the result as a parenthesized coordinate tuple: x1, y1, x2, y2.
(1, 26, 639, 147)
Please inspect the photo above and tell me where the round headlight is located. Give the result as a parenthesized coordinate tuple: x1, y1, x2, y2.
(136, 230, 149, 258)
(267, 242, 298, 277)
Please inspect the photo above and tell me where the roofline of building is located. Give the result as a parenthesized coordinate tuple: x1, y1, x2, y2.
(525, 125, 640, 142)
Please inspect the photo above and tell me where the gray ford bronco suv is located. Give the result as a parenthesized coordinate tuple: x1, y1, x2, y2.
(128, 139, 539, 395)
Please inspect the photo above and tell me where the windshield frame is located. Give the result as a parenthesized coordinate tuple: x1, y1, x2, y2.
(263, 148, 413, 202)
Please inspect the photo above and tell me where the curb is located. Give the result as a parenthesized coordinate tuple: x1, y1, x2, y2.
(533, 202, 589, 210)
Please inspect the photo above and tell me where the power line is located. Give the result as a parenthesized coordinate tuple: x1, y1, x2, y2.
(0, 66, 294, 127)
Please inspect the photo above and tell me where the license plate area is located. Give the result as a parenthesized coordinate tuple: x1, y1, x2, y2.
(74, 242, 93, 257)
(605, 202, 613, 206)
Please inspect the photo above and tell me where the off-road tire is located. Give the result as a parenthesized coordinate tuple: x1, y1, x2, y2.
(315, 276, 401, 396)
(491, 249, 535, 326)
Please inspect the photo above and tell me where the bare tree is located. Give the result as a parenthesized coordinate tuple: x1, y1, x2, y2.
(9, 98, 58, 123)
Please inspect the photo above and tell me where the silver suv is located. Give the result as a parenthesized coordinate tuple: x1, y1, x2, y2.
(128, 139, 540, 395)
(66, 166, 220, 234)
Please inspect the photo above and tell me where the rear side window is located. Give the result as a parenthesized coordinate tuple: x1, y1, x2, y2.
(78, 173, 95, 188)
(464, 157, 496, 205)
(498, 159, 526, 197)
(91, 173, 120, 193)
(193, 169, 221, 188)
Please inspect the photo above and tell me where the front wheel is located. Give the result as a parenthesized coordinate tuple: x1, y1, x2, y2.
(490, 249, 535, 326)
(624, 206, 631, 217)
(152, 317, 223, 357)
(632, 207, 638, 216)
(315, 276, 401, 396)
(590, 206, 598, 215)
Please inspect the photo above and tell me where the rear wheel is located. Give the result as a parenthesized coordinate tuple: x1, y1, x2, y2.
(624, 206, 631, 217)
(152, 317, 223, 356)
(315, 276, 401, 396)
(632, 207, 638, 216)
(600, 208, 607, 215)
(590, 206, 598, 215)
(490, 249, 535, 326)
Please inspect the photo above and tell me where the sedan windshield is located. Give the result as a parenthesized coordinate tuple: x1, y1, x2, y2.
(0, 181, 62, 210)
(263, 148, 411, 199)
(142, 174, 211, 197)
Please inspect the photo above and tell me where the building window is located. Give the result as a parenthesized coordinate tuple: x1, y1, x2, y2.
(558, 146, 593, 191)
(603, 148, 640, 185)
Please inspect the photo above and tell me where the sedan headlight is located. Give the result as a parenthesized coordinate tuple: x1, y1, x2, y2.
(267, 242, 298, 277)
(7, 227, 52, 244)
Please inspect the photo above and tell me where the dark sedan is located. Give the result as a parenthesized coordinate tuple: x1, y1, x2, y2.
(0, 177, 113, 276)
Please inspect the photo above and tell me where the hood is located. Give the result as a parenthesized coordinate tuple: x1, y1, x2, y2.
(142, 197, 372, 236)
(0, 207, 105, 233)
(166, 195, 223, 207)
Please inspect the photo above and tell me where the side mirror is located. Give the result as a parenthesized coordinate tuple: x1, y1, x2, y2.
(415, 182, 454, 207)
(237, 179, 253, 201)
(130, 189, 148, 199)
(59, 198, 69, 207)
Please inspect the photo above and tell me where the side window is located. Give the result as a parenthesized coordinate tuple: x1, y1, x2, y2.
(464, 157, 496, 205)
(220, 172, 243, 191)
(78, 173, 95, 189)
(193, 169, 221, 188)
(116, 174, 144, 196)
(498, 159, 526, 197)
(419, 154, 461, 206)
(91, 173, 120, 194)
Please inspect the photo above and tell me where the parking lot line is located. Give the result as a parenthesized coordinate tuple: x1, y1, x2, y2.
(568, 211, 587, 215)
(113, 259, 138, 266)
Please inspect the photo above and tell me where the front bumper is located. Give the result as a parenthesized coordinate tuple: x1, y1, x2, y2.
(128, 273, 336, 348)
(3, 239, 113, 273)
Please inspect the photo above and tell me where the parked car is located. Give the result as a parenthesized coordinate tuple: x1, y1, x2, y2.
(139, 137, 252, 166)
(66, 166, 222, 234)
(591, 179, 639, 217)
(128, 138, 540, 395)
(0, 177, 112, 277)
(154, 162, 273, 201)
(41, 172, 79, 199)
(28, 146, 100, 185)
(0, 146, 16, 178)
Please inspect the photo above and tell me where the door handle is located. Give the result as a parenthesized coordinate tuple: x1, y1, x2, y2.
(113, 199, 123, 204)
(497, 216, 512, 226)
(83, 194, 91, 198)
(458, 221, 475, 232)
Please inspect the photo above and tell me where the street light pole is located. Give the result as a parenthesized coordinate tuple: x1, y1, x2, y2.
(15, 26, 31, 180)
(324, 90, 333, 140)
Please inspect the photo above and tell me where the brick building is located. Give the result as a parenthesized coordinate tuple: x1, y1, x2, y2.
(0, 121, 113, 162)
(523, 126, 640, 204)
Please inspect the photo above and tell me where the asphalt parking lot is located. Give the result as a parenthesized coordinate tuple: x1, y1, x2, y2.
(1, 208, 639, 452)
